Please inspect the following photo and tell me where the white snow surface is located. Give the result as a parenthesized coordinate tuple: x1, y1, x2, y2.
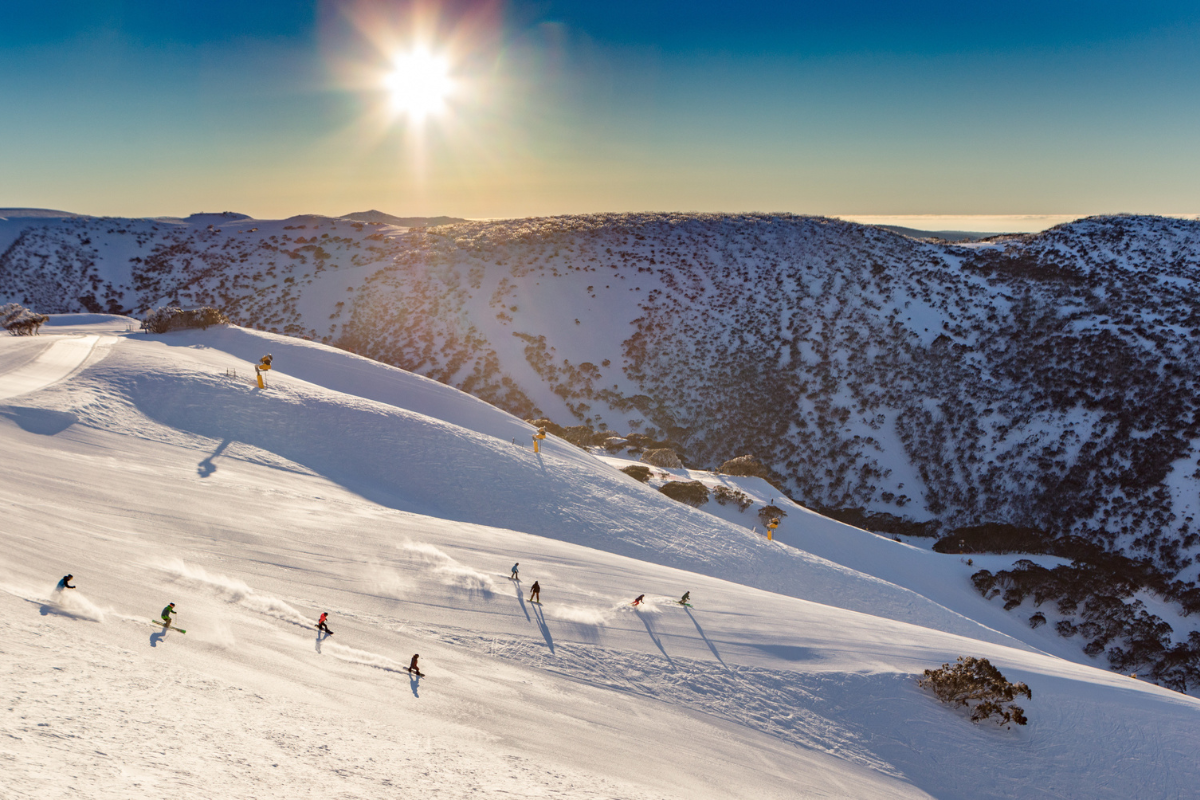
(2, 317, 1198, 799)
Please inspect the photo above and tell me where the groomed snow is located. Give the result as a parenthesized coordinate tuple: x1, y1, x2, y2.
(2, 317, 1198, 799)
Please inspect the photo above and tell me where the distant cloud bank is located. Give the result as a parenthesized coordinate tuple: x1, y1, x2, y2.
(835, 214, 1198, 235)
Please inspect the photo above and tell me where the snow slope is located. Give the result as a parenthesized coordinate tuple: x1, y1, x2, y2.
(2, 318, 1198, 799)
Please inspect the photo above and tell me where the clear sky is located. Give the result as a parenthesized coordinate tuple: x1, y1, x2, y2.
(1, 1, 1198, 221)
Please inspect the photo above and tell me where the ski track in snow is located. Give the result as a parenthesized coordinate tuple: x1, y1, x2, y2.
(0, 333, 108, 401)
(1, 618, 668, 800)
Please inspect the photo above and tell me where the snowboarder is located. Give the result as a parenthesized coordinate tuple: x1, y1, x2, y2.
(317, 612, 332, 636)
(408, 654, 423, 677)
(632, 594, 646, 607)
(528, 581, 541, 604)
(510, 562, 519, 580)
(56, 574, 76, 591)
(679, 591, 690, 605)
(161, 602, 177, 628)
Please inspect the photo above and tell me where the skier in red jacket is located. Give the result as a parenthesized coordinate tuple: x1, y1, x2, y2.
(317, 612, 332, 636)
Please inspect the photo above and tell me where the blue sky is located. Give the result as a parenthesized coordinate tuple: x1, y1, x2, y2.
(1, 1, 1197, 220)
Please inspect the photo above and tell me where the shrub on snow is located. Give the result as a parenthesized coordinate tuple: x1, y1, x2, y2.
(757, 504, 786, 527)
(717, 454, 768, 478)
(641, 447, 683, 468)
(659, 480, 709, 507)
(620, 465, 652, 483)
(712, 485, 753, 511)
(918, 656, 1031, 728)
(142, 306, 230, 334)
(2, 303, 48, 335)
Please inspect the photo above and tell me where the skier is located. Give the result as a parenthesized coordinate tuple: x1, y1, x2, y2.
(161, 602, 177, 628)
(528, 581, 541, 604)
(632, 594, 646, 607)
(56, 574, 76, 591)
(510, 562, 520, 580)
(679, 591, 690, 605)
(408, 653, 423, 677)
(317, 612, 332, 636)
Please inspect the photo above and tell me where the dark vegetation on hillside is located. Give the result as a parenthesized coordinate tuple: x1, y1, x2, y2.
(972, 559, 1200, 692)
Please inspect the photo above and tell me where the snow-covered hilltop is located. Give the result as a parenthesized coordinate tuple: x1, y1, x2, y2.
(3, 210, 1199, 578)
(2, 315, 1198, 799)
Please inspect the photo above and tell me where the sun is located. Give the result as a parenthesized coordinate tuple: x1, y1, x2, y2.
(384, 48, 453, 120)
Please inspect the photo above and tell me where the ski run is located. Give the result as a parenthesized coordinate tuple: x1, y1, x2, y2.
(2, 315, 1198, 799)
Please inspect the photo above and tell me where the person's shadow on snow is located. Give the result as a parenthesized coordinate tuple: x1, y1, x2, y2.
(409, 672, 420, 698)
(684, 607, 726, 667)
(315, 633, 324, 654)
(513, 580, 531, 621)
(637, 611, 673, 667)
(35, 593, 79, 619)
(197, 438, 232, 478)
(150, 630, 165, 647)
(531, 603, 555, 654)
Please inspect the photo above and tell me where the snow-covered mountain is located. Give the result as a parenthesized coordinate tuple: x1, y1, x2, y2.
(3, 315, 1198, 799)
(3, 210, 1199, 580)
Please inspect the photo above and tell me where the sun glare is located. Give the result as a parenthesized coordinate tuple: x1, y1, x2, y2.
(385, 49, 453, 120)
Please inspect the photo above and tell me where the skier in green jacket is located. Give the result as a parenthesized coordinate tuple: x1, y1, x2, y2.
(161, 603, 177, 628)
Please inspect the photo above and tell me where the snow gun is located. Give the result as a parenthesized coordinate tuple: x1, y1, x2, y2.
(255, 354, 273, 388)
(766, 517, 779, 541)
(532, 426, 546, 453)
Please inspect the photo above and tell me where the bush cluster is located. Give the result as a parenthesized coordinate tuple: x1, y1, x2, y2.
(659, 480, 709, 507)
(620, 465, 652, 483)
(717, 454, 768, 478)
(641, 448, 683, 468)
(2, 303, 48, 335)
(526, 417, 683, 459)
(142, 306, 229, 334)
(918, 656, 1031, 727)
(757, 504, 786, 527)
(712, 485, 753, 511)
(973, 558, 1200, 691)
(822, 507, 940, 538)
(934, 524, 1053, 555)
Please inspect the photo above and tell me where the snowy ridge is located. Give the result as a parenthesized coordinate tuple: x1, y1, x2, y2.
(2, 317, 1198, 799)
